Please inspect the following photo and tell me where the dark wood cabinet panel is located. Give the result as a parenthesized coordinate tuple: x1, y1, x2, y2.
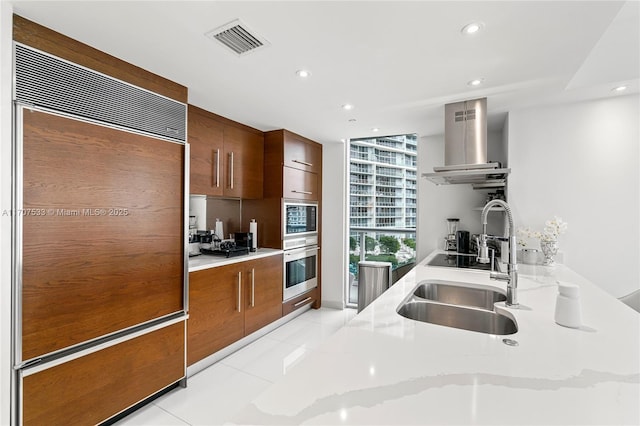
(284, 166, 319, 201)
(13, 15, 187, 103)
(22, 322, 185, 426)
(21, 110, 184, 361)
(244, 255, 283, 335)
(188, 105, 264, 199)
(223, 126, 264, 199)
(189, 105, 224, 196)
(188, 264, 245, 366)
(283, 131, 322, 174)
(188, 255, 283, 365)
(282, 287, 319, 316)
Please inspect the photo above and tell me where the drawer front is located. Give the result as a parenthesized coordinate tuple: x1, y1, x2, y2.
(22, 322, 185, 426)
(282, 287, 318, 316)
(283, 167, 318, 201)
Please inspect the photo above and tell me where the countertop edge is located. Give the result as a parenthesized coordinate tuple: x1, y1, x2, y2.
(188, 248, 284, 272)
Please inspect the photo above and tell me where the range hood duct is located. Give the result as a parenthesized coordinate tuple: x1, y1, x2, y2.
(423, 97, 510, 188)
(444, 97, 487, 167)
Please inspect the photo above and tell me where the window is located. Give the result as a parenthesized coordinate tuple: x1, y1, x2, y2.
(347, 134, 418, 306)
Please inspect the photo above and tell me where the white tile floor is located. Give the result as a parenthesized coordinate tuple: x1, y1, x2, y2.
(114, 307, 357, 426)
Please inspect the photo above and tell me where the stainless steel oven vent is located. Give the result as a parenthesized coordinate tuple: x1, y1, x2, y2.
(13, 43, 186, 142)
(205, 19, 270, 56)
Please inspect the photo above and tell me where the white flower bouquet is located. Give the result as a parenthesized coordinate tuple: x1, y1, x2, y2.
(517, 216, 568, 246)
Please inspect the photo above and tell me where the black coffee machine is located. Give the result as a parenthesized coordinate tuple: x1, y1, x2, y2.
(234, 232, 255, 252)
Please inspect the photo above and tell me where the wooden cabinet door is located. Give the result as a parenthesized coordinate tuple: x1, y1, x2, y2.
(189, 105, 224, 196)
(283, 167, 318, 201)
(187, 264, 244, 366)
(223, 126, 264, 199)
(244, 255, 283, 335)
(22, 110, 184, 361)
(22, 322, 184, 426)
(283, 131, 322, 174)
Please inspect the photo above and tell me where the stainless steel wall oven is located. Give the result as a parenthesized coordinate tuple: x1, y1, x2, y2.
(283, 245, 319, 301)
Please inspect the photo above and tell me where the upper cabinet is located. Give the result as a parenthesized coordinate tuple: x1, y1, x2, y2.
(223, 126, 264, 199)
(189, 105, 264, 199)
(264, 129, 322, 201)
(283, 131, 322, 175)
(189, 105, 224, 196)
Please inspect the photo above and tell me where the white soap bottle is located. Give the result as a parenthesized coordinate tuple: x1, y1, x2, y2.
(554, 281, 582, 328)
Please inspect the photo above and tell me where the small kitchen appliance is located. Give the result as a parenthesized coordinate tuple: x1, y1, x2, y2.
(456, 230, 470, 254)
(234, 232, 255, 252)
(445, 218, 459, 251)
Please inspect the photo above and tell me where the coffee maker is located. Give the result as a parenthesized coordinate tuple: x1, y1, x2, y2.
(445, 218, 459, 251)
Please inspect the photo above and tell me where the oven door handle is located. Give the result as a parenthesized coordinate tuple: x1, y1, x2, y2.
(284, 246, 319, 257)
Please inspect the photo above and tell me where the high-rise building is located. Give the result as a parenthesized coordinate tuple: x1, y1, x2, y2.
(349, 134, 417, 230)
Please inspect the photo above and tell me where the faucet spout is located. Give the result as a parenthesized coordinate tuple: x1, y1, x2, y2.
(478, 199, 519, 308)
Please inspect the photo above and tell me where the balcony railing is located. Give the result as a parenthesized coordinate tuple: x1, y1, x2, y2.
(351, 177, 373, 184)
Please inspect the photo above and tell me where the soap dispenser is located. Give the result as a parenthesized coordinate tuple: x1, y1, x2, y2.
(554, 281, 582, 328)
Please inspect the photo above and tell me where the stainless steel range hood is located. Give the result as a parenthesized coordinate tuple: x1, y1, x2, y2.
(422, 97, 510, 188)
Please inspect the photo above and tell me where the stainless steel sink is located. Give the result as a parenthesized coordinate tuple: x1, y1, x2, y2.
(397, 300, 518, 335)
(397, 280, 518, 335)
(412, 280, 506, 310)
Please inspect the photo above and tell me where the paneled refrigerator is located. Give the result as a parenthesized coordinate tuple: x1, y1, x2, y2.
(12, 43, 189, 425)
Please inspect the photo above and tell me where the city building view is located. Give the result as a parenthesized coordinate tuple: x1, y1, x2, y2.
(348, 134, 417, 304)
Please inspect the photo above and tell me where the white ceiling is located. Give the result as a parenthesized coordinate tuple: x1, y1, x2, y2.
(11, 1, 640, 144)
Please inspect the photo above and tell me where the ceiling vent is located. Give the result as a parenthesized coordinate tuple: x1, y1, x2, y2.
(205, 19, 270, 56)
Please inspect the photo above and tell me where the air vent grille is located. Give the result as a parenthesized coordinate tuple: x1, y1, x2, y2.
(454, 109, 476, 122)
(14, 43, 186, 142)
(205, 20, 269, 56)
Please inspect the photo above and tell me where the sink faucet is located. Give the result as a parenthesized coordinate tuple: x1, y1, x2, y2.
(477, 199, 519, 308)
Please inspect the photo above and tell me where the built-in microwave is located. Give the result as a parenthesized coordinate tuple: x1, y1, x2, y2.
(283, 201, 318, 250)
(283, 245, 318, 301)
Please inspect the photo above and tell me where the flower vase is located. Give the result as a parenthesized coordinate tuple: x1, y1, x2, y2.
(540, 240, 558, 266)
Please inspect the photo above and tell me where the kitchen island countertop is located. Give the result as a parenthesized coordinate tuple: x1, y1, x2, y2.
(188, 248, 283, 273)
(232, 250, 640, 425)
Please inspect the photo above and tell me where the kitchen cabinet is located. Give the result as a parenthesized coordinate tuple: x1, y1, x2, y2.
(283, 130, 322, 174)
(189, 105, 224, 197)
(21, 322, 185, 426)
(243, 129, 322, 310)
(188, 104, 264, 199)
(187, 254, 283, 366)
(282, 286, 319, 316)
(223, 125, 264, 199)
(264, 129, 322, 201)
(283, 166, 319, 201)
(244, 255, 284, 335)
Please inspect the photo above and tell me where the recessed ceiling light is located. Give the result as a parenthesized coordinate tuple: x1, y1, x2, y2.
(342, 104, 354, 111)
(372, 128, 380, 132)
(467, 78, 484, 87)
(296, 69, 311, 78)
(612, 85, 628, 92)
(461, 22, 484, 35)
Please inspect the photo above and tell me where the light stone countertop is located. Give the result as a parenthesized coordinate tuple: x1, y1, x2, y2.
(232, 250, 640, 425)
(188, 248, 283, 272)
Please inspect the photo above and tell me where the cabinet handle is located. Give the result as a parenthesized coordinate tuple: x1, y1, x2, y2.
(250, 268, 255, 307)
(237, 271, 242, 313)
(293, 297, 313, 308)
(214, 149, 220, 188)
(229, 152, 235, 189)
(292, 190, 312, 195)
(293, 159, 313, 167)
